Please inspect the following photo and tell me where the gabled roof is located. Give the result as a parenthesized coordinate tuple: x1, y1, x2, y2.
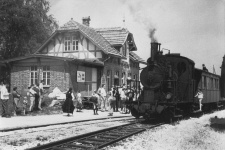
(0, 54, 104, 66)
(95, 27, 129, 46)
(34, 18, 144, 62)
(36, 19, 123, 58)
(129, 51, 147, 64)
(95, 27, 137, 51)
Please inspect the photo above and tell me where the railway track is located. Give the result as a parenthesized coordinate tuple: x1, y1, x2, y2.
(0, 116, 135, 132)
(26, 122, 163, 150)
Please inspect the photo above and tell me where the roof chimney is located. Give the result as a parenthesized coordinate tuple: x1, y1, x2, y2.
(82, 16, 91, 26)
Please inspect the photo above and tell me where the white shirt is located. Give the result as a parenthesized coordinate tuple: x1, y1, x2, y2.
(120, 90, 126, 98)
(92, 93, 99, 98)
(39, 83, 44, 90)
(0, 85, 9, 100)
(100, 88, 106, 97)
(29, 88, 36, 96)
(195, 91, 203, 99)
(71, 93, 75, 100)
(76, 93, 81, 100)
(118, 87, 122, 95)
(0, 85, 3, 91)
(0, 85, 3, 99)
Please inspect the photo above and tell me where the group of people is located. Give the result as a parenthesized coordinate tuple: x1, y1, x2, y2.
(0, 80, 139, 118)
(28, 80, 44, 112)
(89, 84, 139, 116)
(0, 80, 45, 118)
(0, 81, 10, 117)
(61, 84, 140, 117)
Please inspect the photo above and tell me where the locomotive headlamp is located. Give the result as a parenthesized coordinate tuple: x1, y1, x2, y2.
(166, 92, 172, 99)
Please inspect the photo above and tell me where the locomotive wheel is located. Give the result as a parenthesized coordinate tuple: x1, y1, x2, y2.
(161, 108, 174, 123)
(130, 107, 140, 119)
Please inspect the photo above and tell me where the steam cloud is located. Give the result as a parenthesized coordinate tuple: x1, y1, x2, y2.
(149, 28, 157, 43)
(125, 0, 158, 42)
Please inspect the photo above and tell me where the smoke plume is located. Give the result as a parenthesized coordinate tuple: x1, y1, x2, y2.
(124, 0, 158, 42)
(149, 28, 157, 43)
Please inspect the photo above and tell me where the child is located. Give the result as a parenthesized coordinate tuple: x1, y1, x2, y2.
(90, 90, 99, 115)
(22, 96, 28, 115)
(76, 91, 82, 112)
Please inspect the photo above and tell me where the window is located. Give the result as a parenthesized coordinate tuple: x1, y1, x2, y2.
(211, 78, 213, 89)
(136, 63, 139, 68)
(115, 71, 119, 77)
(30, 66, 38, 85)
(107, 70, 111, 91)
(122, 72, 126, 85)
(215, 79, 219, 89)
(64, 36, 79, 51)
(43, 66, 50, 86)
(114, 71, 119, 86)
(65, 36, 71, 51)
(128, 73, 131, 78)
(72, 36, 79, 50)
(214, 79, 216, 89)
(133, 74, 137, 88)
(133, 74, 136, 81)
(30, 66, 51, 86)
(123, 44, 127, 57)
(127, 73, 132, 87)
(204, 76, 207, 89)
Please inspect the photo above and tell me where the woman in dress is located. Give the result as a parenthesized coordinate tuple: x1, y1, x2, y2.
(108, 87, 116, 116)
(62, 88, 75, 116)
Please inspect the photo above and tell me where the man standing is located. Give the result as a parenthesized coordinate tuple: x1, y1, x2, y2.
(100, 84, 107, 111)
(0, 82, 10, 117)
(195, 89, 203, 111)
(28, 85, 36, 112)
(12, 87, 21, 116)
(39, 80, 44, 110)
(202, 64, 208, 72)
(32, 84, 40, 110)
(120, 88, 127, 113)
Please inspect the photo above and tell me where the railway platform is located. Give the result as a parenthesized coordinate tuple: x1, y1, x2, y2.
(0, 109, 132, 132)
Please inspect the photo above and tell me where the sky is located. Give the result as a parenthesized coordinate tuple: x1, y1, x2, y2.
(48, 0, 225, 75)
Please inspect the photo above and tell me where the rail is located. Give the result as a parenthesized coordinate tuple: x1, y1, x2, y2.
(26, 122, 163, 150)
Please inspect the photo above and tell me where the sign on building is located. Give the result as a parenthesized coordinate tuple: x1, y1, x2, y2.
(101, 74, 106, 85)
(77, 71, 85, 82)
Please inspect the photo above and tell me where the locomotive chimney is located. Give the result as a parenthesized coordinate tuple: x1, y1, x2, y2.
(151, 42, 161, 61)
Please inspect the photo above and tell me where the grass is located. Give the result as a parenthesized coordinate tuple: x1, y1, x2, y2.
(8, 138, 29, 146)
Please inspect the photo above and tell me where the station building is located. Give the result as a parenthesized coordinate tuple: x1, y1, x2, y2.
(1, 17, 146, 96)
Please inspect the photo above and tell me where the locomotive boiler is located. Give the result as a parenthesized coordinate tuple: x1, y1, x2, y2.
(130, 42, 222, 122)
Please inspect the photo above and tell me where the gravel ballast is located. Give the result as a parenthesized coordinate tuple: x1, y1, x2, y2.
(1, 110, 225, 150)
(104, 110, 225, 150)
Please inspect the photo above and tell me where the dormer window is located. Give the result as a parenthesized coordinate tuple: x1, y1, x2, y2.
(64, 36, 79, 51)
(72, 36, 79, 50)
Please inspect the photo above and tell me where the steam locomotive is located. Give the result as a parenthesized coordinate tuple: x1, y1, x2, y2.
(130, 42, 223, 122)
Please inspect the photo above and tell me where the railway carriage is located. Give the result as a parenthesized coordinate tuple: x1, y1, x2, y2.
(130, 42, 223, 121)
(194, 69, 220, 111)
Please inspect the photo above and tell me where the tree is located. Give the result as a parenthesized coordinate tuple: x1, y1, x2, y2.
(0, 0, 58, 59)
